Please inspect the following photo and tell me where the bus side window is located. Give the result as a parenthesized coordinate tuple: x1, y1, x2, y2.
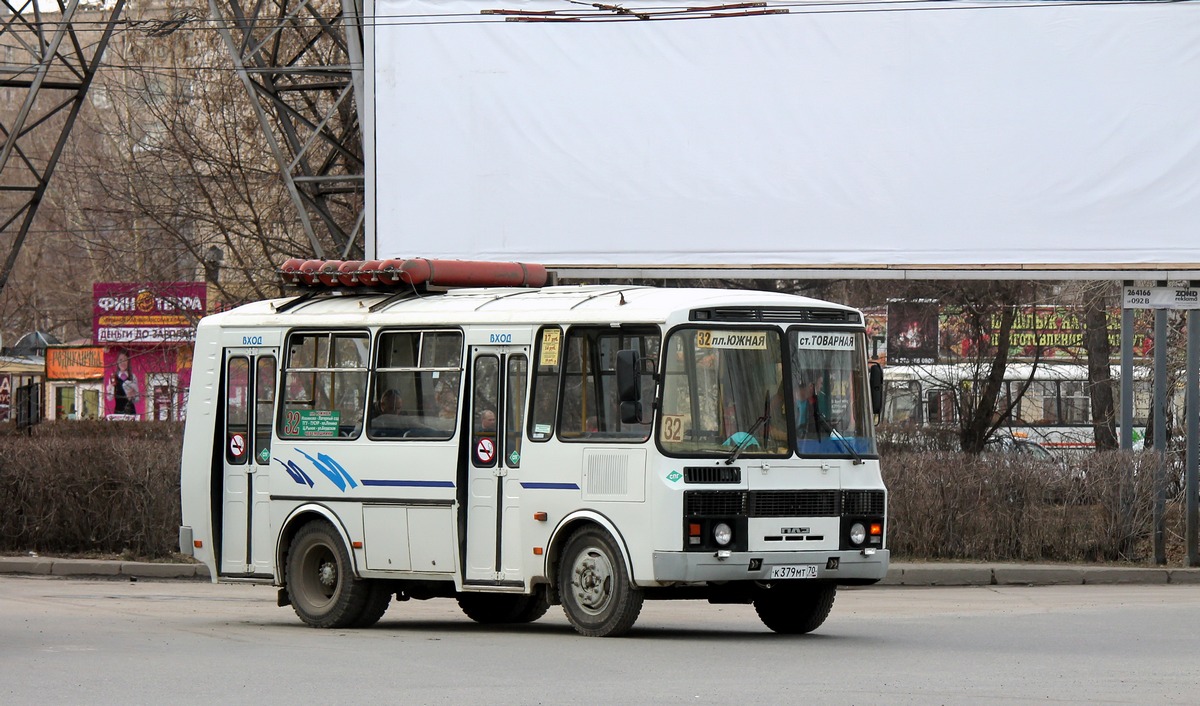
(255, 356, 276, 463)
(1060, 381, 1090, 425)
(368, 330, 462, 440)
(528, 326, 562, 442)
(473, 355, 499, 467)
(558, 326, 659, 441)
(506, 355, 528, 467)
(226, 356, 250, 464)
(280, 331, 368, 439)
(926, 388, 956, 424)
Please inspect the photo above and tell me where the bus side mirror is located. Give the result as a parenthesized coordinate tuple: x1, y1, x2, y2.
(617, 349, 640, 403)
(617, 349, 642, 423)
(869, 362, 885, 417)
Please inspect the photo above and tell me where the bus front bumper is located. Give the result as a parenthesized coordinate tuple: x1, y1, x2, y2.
(651, 548, 889, 584)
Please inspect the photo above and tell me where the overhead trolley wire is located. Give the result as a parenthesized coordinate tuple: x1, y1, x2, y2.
(8, 0, 1194, 35)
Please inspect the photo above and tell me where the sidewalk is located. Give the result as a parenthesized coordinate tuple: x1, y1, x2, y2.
(2, 555, 1199, 585)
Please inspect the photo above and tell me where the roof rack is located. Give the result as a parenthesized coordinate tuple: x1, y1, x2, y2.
(278, 257, 549, 291)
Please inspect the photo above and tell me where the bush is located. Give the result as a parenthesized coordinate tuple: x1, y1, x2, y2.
(0, 423, 1189, 564)
(0, 421, 184, 558)
(882, 450, 1174, 563)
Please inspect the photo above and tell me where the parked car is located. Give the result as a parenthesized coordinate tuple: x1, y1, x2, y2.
(984, 435, 1056, 461)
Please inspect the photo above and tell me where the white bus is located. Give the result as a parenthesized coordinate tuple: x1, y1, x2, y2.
(882, 363, 1153, 453)
(179, 258, 888, 637)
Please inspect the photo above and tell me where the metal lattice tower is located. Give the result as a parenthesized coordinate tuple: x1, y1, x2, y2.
(0, 0, 126, 295)
(208, 0, 365, 260)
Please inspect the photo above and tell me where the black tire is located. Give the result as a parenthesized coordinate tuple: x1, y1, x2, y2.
(557, 526, 643, 637)
(754, 582, 837, 635)
(286, 521, 386, 629)
(349, 581, 394, 628)
(456, 589, 551, 625)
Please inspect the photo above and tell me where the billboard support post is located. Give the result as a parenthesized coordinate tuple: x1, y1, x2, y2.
(1153, 283, 1168, 565)
(1121, 282, 1135, 451)
(1186, 283, 1199, 567)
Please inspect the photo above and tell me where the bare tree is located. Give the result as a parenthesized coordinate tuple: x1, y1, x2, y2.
(1080, 281, 1118, 451)
(36, 1, 316, 332)
(901, 280, 1048, 454)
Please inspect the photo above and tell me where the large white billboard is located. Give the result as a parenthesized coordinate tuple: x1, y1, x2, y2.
(363, 0, 1200, 275)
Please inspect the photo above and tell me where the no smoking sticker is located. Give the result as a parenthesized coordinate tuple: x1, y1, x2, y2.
(229, 433, 247, 457)
(476, 437, 495, 464)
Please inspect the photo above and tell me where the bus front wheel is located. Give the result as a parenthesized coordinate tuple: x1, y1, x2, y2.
(754, 582, 836, 634)
(286, 521, 390, 629)
(557, 526, 643, 637)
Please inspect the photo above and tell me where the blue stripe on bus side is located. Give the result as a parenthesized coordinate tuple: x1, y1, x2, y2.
(519, 482, 580, 490)
(360, 479, 456, 488)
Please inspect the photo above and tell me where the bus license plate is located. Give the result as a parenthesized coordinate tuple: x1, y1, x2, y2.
(770, 564, 819, 580)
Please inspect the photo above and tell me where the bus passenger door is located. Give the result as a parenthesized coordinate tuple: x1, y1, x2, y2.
(219, 349, 278, 577)
(464, 346, 529, 586)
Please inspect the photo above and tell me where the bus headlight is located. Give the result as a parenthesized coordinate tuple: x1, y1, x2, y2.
(849, 522, 867, 546)
(713, 522, 733, 546)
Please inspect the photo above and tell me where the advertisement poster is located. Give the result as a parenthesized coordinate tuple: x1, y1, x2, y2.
(93, 282, 206, 345)
(870, 304, 1155, 365)
(886, 301, 939, 365)
(105, 349, 142, 419)
(939, 306, 1155, 363)
(46, 346, 104, 380)
(103, 347, 193, 420)
(862, 306, 887, 363)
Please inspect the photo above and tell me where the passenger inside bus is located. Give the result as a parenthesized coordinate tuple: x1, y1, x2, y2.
(380, 389, 403, 415)
(435, 381, 458, 420)
(477, 407, 497, 433)
(369, 389, 406, 435)
(794, 377, 823, 435)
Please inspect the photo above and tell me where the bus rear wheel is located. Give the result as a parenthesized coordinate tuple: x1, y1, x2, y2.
(557, 527, 643, 637)
(286, 521, 389, 628)
(457, 589, 550, 624)
(754, 582, 836, 634)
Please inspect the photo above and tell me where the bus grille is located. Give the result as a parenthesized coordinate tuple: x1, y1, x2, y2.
(684, 491, 747, 516)
(843, 490, 886, 515)
(750, 491, 838, 517)
(683, 466, 742, 484)
(685, 489, 885, 517)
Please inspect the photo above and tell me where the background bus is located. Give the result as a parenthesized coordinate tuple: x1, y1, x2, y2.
(881, 363, 1158, 454)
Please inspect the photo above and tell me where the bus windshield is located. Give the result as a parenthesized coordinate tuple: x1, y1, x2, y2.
(659, 328, 788, 456)
(659, 327, 877, 458)
(789, 330, 877, 457)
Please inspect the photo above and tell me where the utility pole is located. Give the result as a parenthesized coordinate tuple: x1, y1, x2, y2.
(0, 1, 127, 295)
(208, 0, 366, 260)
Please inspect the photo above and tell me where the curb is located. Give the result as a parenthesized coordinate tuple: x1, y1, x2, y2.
(0, 556, 210, 580)
(882, 562, 1200, 587)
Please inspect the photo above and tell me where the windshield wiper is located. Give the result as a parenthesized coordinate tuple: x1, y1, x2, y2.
(812, 407, 864, 465)
(726, 397, 771, 465)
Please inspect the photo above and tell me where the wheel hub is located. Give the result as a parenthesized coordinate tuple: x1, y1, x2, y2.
(573, 549, 613, 613)
(317, 559, 337, 589)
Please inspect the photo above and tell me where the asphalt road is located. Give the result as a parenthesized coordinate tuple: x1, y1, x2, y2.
(3, 575, 1198, 705)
